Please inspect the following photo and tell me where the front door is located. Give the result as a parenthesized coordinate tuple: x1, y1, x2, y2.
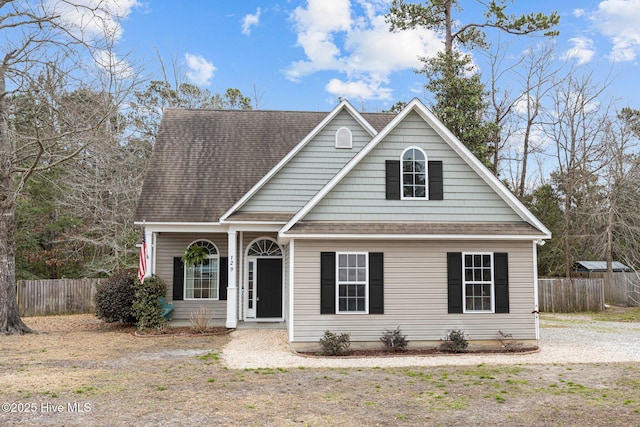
(256, 258, 282, 318)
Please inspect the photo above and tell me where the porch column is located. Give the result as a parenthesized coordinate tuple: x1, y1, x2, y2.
(226, 229, 238, 328)
(148, 229, 155, 277)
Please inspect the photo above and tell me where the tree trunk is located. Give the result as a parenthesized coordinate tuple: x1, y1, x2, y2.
(563, 194, 571, 278)
(0, 71, 33, 335)
(518, 117, 533, 199)
(0, 177, 32, 334)
(444, 1, 453, 54)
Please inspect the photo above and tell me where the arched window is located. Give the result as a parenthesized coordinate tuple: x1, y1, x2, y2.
(247, 238, 282, 257)
(185, 240, 219, 299)
(401, 147, 427, 199)
(335, 127, 352, 149)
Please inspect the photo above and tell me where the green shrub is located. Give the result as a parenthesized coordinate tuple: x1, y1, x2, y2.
(319, 330, 351, 356)
(439, 329, 469, 353)
(133, 275, 168, 331)
(94, 270, 136, 323)
(380, 326, 409, 352)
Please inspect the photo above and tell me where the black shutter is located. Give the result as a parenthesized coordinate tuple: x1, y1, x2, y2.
(320, 252, 336, 314)
(219, 257, 228, 301)
(173, 257, 184, 301)
(369, 252, 384, 314)
(494, 253, 509, 313)
(385, 160, 400, 200)
(428, 160, 443, 200)
(447, 252, 463, 313)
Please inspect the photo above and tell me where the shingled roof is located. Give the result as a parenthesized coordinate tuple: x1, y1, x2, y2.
(135, 108, 395, 223)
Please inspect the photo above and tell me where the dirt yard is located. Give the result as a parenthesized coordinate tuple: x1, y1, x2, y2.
(0, 312, 639, 426)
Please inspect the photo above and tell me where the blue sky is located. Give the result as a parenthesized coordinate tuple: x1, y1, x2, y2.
(84, 1, 640, 112)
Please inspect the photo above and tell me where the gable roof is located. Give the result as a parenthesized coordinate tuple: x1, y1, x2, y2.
(220, 100, 392, 222)
(135, 108, 394, 223)
(280, 98, 551, 238)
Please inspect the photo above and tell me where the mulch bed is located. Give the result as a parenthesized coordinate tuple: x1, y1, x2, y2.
(299, 347, 540, 357)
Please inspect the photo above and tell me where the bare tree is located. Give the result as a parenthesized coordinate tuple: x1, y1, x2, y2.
(54, 90, 143, 277)
(509, 43, 563, 197)
(1, 1, 138, 334)
(251, 84, 266, 109)
(479, 37, 522, 176)
(597, 111, 640, 272)
(543, 70, 612, 277)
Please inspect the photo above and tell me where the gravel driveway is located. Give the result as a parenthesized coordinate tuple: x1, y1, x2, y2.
(221, 314, 640, 369)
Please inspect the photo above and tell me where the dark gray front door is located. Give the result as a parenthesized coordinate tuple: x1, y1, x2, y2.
(256, 258, 282, 318)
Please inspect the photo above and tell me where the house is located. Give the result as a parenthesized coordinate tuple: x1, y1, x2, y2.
(134, 98, 551, 350)
(574, 261, 630, 273)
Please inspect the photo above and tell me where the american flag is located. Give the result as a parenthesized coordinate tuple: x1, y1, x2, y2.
(138, 229, 147, 284)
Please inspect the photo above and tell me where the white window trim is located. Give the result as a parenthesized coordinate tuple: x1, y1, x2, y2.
(246, 237, 283, 257)
(335, 127, 353, 149)
(400, 146, 428, 200)
(335, 252, 369, 314)
(184, 240, 220, 301)
(462, 252, 494, 313)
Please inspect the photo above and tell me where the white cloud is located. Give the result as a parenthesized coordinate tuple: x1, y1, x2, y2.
(591, 0, 640, 61)
(288, 0, 352, 78)
(47, 0, 140, 41)
(326, 78, 393, 100)
(292, 0, 352, 35)
(184, 53, 217, 86)
(562, 37, 595, 65)
(287, 0, 441, 101)
(242, 8, 261, 36)
(94, 49, 134, 78)
(512, 95, 530, 116)
(573, 8, 586, 18)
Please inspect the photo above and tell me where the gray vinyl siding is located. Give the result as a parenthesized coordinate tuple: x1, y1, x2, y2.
(155, 233, 229, 320)
(156, 232, 286, 322)
(304, 111, 522, 222)
(240, 111, 373, 213)
(292, 239, 536, 345)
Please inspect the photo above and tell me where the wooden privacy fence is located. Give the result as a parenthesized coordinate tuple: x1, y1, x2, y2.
(572, 272, 640, 306)
(17, 279, 105, 317)
(538, 278, 605, 313)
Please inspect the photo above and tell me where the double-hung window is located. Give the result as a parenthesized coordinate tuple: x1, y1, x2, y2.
(185, 240, 219, 300)
(321, 252, 383, 315)
(337, 253, 368, 313)
(463, 253, 493, 312)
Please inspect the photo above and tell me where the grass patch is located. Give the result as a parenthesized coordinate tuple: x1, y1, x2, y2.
(416, 390, 469, 411)
(197, 352, 220, 364)
(594, 306, 640, 323)
(74, 385, 96, 395)
(404, 369, 433, 380)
